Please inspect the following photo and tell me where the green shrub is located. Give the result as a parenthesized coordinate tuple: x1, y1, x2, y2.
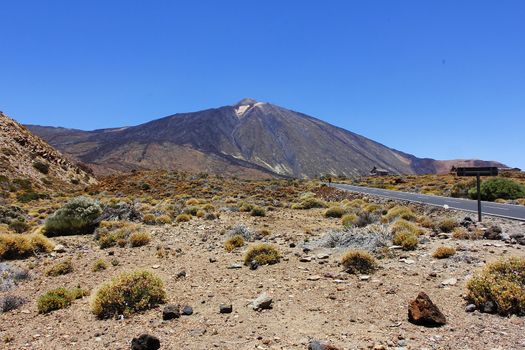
(91, 270, 167, 319)
(224, 235, 244, 252)
(38, 287, 87, 314)
(432, 246, 456, 259)
(175, 214, 191, 223)
(437, 218, 458, 233)
(324, 206, 346, 218)
(45, 258, 74, 276)
(383, 206, 416, 221)
(469, 178, 525, 201)
(393, 231, 418, 250)
(92, 259, 108, 272)
(0, 233, 54, 260)
(8, 218, 29, 233)
(244, 244, 280, 265)
(16, 192, 49, 203)
(44, 196, 102, 236)
(250, 206, 266, 217)
(466, 257, 525, 315)
(341, 250, 378, 274)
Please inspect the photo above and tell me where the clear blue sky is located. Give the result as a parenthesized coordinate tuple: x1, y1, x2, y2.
(1, 1, 524, 168)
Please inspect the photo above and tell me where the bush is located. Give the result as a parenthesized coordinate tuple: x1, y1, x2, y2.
(437, 218, 458, 233)
(324, 206, 346, 218)
(44, 196, 102, 236)
(390, 219, 423, 236)
(0, 233, 54, 260)
(341, 250, 378, 274)
(33, 161, 49, 175)
(383, 206, 416, 221)
(224, 235, 244, 252)
(95, 222, 140, 249)
(129, 232, 151, 247)
(8, 218, 29, 233)
(452, 226, 483, 240)
(466, 257, 525, 315)
(432, 246, 456, 259)
(175, 214, 191, 223)
(185, 198, 200, 206)
(16, 192, 49, 203)
(469, 178, 525, 201)
(291, 197, 327, 210)
(342, 213, 358, 227)
(91, 270, 167, 319)
(239, 202, 254, 212)
(92, 259, 108, 272)
(196, 209, 206, 218)
(227, 224, 253, 241)
(155, 215, 172, 225)
(417, 216, 435, 230)
(38, 287, 87, 314)
(244, 244, 280, 266)
(250, 207, 266, 217)
(142, 214, 156, 225)
(45, 258, 73, 276)
(393, 231, 418, 250)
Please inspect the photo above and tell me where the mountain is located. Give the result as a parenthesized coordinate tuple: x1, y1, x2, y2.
(0, 112, 96, 188)
(25, 99, 506, 178)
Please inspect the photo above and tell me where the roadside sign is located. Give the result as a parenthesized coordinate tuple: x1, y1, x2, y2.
(454, 166, 499, 222)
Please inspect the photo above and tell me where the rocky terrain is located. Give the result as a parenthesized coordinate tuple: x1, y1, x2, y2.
(0, 112, 96, 190)
(1, 172, 524, 350)
(26, 99, 505, 178)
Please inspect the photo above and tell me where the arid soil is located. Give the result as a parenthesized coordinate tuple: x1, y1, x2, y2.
(1, 192, 525, 350)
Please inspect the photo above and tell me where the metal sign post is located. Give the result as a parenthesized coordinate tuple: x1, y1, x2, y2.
(454, 167, 498, 222)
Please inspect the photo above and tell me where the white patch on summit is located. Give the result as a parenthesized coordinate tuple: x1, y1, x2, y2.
(235, 104, 251, 117)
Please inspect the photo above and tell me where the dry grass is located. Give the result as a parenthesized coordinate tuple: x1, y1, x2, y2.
(341, 250, 378, 274)
(224, 235, 245, 252)
(432, 246, 456, 259)
(0, 233, 54, 260)
(243, 243, 280, 266)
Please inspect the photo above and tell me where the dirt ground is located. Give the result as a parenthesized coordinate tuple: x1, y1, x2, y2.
(1, 203, 524, 350)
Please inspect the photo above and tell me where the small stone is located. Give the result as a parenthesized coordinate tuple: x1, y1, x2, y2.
(484, 225, 502, 240)
(252, 293, 273, 310)
(481, 300, 496, 313)
(131, 334, 160, 350)
(209, 257, 217, 263)
(182, 305, 193, 316)
(308, 340, 341, 350)
(408, 291, 447, 327)
(175, 270, 186, 279)
(359, 275, 370, 281)
(300, 256, 312, 262)
(465, 304, 476, 312)
(52, 244, 66, 253)
(228, 263, 243, 269)
(162, 304, 180, 320)
(441, 278, 457, 286)
(219, 304, 232, 314)
(317, 253, 329, 259)
(307, 275, 321, 281)
(151, 265, 160, 269)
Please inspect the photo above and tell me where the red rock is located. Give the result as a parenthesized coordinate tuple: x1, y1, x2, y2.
(408, 292, 446, 327)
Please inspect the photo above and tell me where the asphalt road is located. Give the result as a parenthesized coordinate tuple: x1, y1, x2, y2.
(332, 183, 525, 221)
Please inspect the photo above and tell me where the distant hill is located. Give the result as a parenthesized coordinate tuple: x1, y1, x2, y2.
(0, 112, 96, 189)
(25, 99, 506, 178)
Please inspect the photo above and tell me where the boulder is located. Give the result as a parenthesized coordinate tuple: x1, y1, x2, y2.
(484, 225, 502, 240)
(219, 304, 232, 314)
(252, 293, 273, 311)
(162, 304, 180, 320)
(408, 292, 446, 327)
(131, 334, 160, 350)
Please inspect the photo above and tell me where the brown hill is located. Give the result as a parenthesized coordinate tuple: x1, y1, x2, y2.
(26, 99, 506, 178)
(0, 112, 96, 189)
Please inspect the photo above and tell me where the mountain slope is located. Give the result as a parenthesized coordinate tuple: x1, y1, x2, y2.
(0, 112, 97, 188)
(25, 99, 506, 178)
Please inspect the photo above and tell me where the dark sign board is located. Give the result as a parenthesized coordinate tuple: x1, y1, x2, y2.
(455, 167, 498, 177)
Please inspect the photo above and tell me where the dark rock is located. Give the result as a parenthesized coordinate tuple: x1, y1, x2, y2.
(0, 295, 26, 312)
(408, 292, 446, 327)
(175, 270, 186, 279)
(308, 340, 341, 350)
(209, 257, 217, 263)
(460, 217, 473, 228)
(162, 304, 180, 320)
(131, 334, 160, 350)
(289, 242, 296, 248)
(249, 261, 259, 270)
(481, 300, 496, 313)
(182, 305, 193, 316)
(484, 225, 502, 240)
(219, 304, 232, 314)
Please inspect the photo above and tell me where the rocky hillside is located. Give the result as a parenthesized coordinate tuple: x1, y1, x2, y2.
(26, 99, 506, 178)
(0, 112, 96, 189)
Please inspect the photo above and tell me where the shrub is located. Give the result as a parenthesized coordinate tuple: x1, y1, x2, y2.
(45, 258, 73, 276)
(466, 257, 525, 315)
(142, 214, 156, 225)
(0, 295, 26, 312)
(155, 215, 172, 225)
(244, 244, 280, 266)
(432, 246, 456, 259)
(175, 214, 191, 223)
(239, 202, 254, 212)
(183, 206, 200, 216)
(438, 218, 458, 233)
(0, 233, 54, 260)
(204, 212, 218, 220)
(291, 197, 327, 209)
(469, 178, 525, 201)
(16, 192, 49, 203)
(33, 161, 49, 175)
(129, 232, 151, 247)
(92, 259, 108, 272)
(227, 224, 253, 241)
(342, 213, 358, 227)
(185, 198, 199, 206)
(91, 270, 167, 319)
(452, 226, 483, 240)
(37, 287, 87, 314)
(44, 196, 102, 236)
(196, 209, 206, 218)
(383, 206, 416, 221)
(224, 235, 244, 252)
(417, 216, 435, 229)
(341, 250, 378, 274)
(363, 203, 381, 213)
(324, 206, 346, 218)
(390, 219, 423, 236)
(251, 207, 266, 217)
(393, 231, 418, 250)
(95, 223, 139, 249)
(202, 203, 215, 212)
(8, 219, 29, 233)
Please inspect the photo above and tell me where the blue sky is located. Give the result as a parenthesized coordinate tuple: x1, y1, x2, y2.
(1, 1, 524, 168)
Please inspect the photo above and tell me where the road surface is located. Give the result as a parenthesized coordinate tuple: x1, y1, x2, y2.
(332, 183, 525, 221)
